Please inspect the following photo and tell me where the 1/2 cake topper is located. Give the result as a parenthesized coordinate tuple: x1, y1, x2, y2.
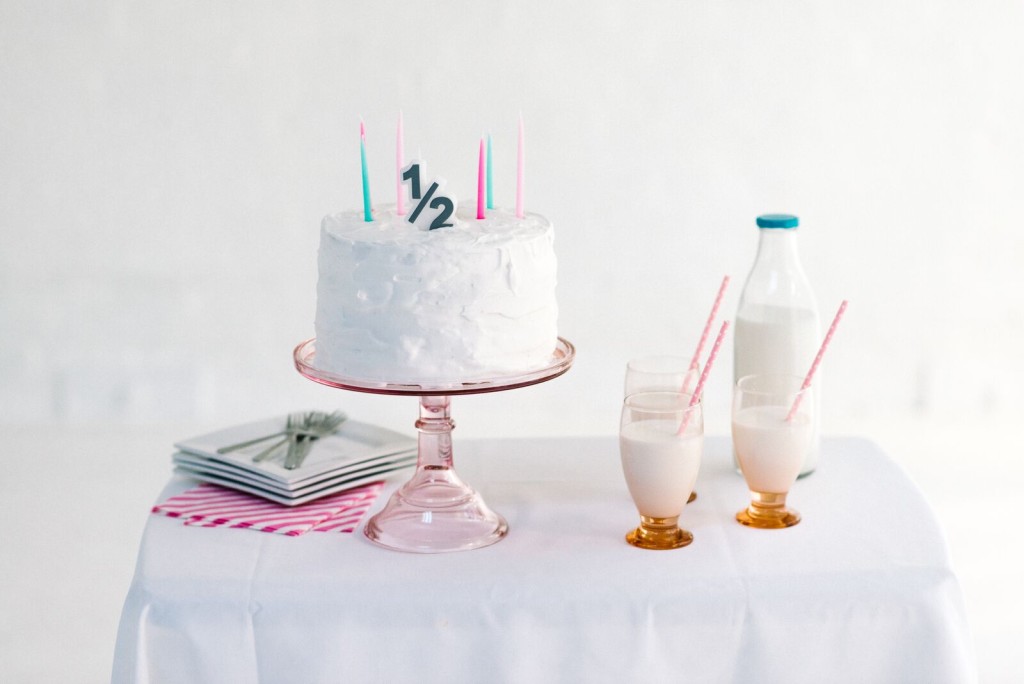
(364, 115, 525, 226)
(401, 161, 457, 231)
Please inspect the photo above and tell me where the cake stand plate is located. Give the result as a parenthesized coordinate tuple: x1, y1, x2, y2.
(293, 337, 575, 553)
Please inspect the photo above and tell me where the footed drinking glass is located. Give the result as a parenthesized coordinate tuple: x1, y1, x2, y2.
(619, 391, 703, 550)
(732, 374, 813, 529)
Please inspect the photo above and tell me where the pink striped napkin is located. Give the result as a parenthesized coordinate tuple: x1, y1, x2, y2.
(152, 481, 384, 536)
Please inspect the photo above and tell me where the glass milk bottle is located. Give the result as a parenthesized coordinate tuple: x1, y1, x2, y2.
(734, 214, 821, 476)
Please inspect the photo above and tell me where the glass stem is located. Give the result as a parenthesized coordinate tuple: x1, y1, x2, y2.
(394, 395, 470, 507)
(416, 394, 454, 471)
(748, 491, 788, 519)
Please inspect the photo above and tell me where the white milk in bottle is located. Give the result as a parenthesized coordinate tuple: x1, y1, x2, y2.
(734, 214, 821, 475)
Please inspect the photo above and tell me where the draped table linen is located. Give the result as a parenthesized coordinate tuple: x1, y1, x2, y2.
(113, 436, 975, 683)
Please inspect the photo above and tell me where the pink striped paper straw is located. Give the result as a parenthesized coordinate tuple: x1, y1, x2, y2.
(786, 300, 849, 421)
(689, 276, 730, 372)
(477, 137, 486, 219)
(678, 320, 730, 435)
(515, 114, 525, 218)
(396, 112, 405, 215)
(681, 275, 731, 395)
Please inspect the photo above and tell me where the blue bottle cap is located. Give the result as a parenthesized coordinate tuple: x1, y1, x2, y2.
(756, 214, 799, 229)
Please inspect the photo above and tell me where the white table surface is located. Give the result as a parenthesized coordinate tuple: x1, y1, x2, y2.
(112, 436, 975, 683)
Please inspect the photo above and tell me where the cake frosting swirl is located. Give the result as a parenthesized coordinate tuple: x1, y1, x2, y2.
(314, 204, 558, 383)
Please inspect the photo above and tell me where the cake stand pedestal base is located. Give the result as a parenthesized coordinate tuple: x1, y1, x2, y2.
(363, 395, 508, 553)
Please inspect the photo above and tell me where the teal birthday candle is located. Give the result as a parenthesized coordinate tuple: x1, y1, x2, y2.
(360, 121, 372, 222)
(486, 133, 494, 210)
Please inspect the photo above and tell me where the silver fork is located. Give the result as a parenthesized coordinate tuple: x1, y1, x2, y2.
(283, 411, 347, 469)
(253, 412, 302, 463)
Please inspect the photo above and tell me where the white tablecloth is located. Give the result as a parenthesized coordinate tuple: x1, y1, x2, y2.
(112, 436, 975, 683)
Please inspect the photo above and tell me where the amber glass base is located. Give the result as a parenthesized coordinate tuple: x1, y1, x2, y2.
(736, 491, 801, 529)
(626, 515, 694, 550)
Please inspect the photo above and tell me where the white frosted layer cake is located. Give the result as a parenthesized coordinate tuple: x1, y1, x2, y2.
(314, 205, 558, 384)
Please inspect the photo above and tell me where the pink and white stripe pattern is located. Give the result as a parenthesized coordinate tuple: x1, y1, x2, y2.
(152, 481, 384, 536)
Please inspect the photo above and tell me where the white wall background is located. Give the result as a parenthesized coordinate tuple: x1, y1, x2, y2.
(2, 1, 1021, 681)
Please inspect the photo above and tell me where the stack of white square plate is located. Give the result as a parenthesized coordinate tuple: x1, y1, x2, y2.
(172, 415, 417, 506)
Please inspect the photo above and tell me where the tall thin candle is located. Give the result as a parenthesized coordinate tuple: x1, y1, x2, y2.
(476, 137, 486, 220)
(360, 121, 372, 222)
(486, 133, 494, 210)
(515, 115, 525, 219)
(396, 112, 405, 216)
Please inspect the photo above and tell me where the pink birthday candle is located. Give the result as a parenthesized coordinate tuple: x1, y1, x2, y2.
(396, 112, 405, 216)
(786, 300, 849, 421)
(678, 320, 730, 436)
(515, 114, 525, 219)
(477, 137, 486, 220)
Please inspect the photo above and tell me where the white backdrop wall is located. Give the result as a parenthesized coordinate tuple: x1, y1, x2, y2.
(2, 2, 1021, 681)
(4, 0, 1022, 437)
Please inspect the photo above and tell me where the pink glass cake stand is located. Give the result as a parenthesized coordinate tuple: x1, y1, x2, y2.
(293, 337, 575, 553)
